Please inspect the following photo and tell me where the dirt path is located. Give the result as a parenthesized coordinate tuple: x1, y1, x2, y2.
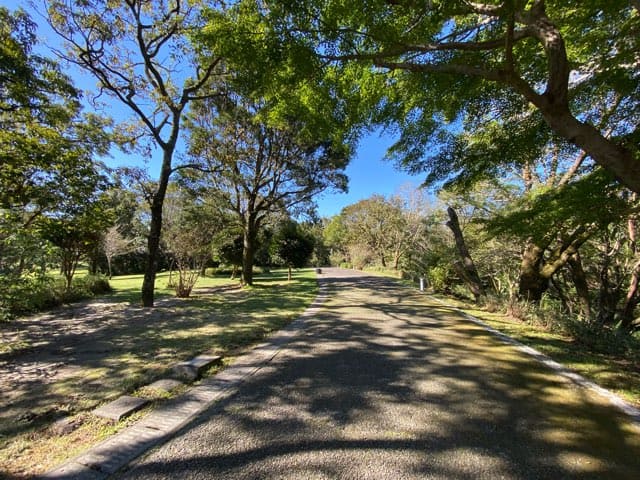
(116, 268, 640, 479)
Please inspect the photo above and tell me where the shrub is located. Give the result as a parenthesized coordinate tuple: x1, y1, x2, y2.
(427, 265, 451, 293)
(0, 274, 112, 320)
(74, 274, 112, 296)
(0, 275, 62, 320)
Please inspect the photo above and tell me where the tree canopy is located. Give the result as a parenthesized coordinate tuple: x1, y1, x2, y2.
(253, 0, 640, 193)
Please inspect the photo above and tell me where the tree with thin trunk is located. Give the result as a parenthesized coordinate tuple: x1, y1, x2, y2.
(102, 225, 137, 279)
(47, 0, 225, 306)
(271, 221, 314, 281)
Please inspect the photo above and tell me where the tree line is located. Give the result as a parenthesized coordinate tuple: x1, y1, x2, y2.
(1, 1, 639, 340)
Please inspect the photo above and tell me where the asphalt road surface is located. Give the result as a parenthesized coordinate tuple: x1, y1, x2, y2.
(118, 268, 640, 479)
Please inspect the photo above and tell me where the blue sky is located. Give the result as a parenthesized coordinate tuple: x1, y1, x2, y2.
(6, 0, 425, 218)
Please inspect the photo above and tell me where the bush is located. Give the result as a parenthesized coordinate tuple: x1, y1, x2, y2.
(427, 265, 451, 293)
(0, 274, 112, 320)
(0, 275, 62, 320)
(74, 274, 112, 295)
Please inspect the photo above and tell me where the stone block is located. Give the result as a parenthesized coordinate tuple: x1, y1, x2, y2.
(172, 355, 222, 382)
(147, 378, 183, 393)
(92, 395, 149, 422)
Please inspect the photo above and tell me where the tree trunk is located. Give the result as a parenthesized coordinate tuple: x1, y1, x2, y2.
(621, 215, 640, 329)
(242, 218, 258, 286)
(536, 107, 640, 194)
(568, 252, 591, 321)
(510, 5, 640, 194)
(445, 206, 485, 301)
(518, 242, 549, 303)
(141, 148, 173, 307)
(620, 260, 640, 330)
(288, 265, 292, 281)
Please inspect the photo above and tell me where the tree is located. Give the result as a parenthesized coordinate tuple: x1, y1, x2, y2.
(1, 6, 112, 295)
(339, 195, 407, 269)
(271, 221, 314, 281)
(488, 170, 630, 303)
(216, 235, 244, 280)
(186, 95, 349, 285)
(102, 225, 138, 279)
(0, 6, 110, 230)
(40, 196, 113, 291)
(162, 187, 221, 297)
(47, 0, 226, 306)
(260, 1, 640, 193)
(446, 206, 485, 302)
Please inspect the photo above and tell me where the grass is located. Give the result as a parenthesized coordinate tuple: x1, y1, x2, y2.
(425, 291, 640, 408)
(105, 270, 235, 303)
(0, 268, 318, 478)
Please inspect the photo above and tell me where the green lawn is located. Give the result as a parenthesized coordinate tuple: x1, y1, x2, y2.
(106, 270, 236, 303)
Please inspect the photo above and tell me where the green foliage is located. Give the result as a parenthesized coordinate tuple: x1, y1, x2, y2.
(40, 196, 114, 291)
(486, 170, 629, 244)
(162, 187, 223, 297)
(0, 275, 59, 321)
(256, 0, 640, 193)
(0, 274, 112, 320)
(270, 222, 314, 270)
(427, 265, 451, 294)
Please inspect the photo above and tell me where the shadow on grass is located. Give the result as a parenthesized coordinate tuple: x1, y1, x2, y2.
(0, 270, 318, 456)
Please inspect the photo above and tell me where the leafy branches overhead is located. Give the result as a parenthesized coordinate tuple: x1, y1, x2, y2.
(263, 0, 640, 193)
(0, 7, 77, 123)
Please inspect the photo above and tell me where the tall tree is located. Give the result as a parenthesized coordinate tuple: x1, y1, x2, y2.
(47, 0, 226, 306)
(260, 0, 640, 193)
(186, 96, 349, 285)
(0, 6, 111, 279)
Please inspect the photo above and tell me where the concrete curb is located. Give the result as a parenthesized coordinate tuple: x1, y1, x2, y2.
(431, 296, 640, 426)
(40, 279, 329, 480)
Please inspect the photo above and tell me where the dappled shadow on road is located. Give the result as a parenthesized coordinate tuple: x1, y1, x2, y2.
(120, 269, 640, 480)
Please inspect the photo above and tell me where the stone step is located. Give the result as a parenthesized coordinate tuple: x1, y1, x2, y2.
(146, 378, 183, 393)
(92, 395, 149, 422)
(172, 355, 222, 382)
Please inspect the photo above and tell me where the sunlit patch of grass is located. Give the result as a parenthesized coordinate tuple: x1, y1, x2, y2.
(427, 292, 640, 408)
(104, 270, 238, 304)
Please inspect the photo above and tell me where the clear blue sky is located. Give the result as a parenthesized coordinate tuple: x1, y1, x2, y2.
(7, 0, 425, 218)
(316, 132, 423, 217)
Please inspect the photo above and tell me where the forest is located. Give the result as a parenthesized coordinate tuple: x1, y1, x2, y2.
(2, 0, 639, 352)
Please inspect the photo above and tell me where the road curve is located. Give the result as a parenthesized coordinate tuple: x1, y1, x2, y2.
(118, 268, 640, 479)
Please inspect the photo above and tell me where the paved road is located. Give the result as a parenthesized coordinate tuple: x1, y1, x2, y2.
(118, 268, 640, 479)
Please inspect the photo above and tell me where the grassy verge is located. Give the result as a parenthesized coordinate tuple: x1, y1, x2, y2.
(428, 292, 640, 408)
(0, 269, 317, 478)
